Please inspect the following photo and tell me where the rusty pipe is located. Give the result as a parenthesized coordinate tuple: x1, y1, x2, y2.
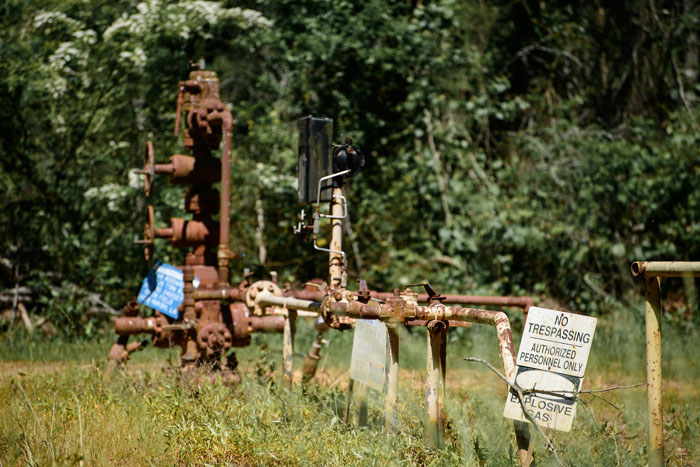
(202, 286, 533, 313)
(328, 300, 529, 459)
(374, 292, 533, 311)
(286, 288, 532, 310)
(255, 293, 323, 313)
(208, 108, 233, 287)
(415, 306, 517, 380)
(114, 316, 159, 335)
(193, 287, 246, 301)
(631, 261, 700, 278)
(248, 315, 286, 333)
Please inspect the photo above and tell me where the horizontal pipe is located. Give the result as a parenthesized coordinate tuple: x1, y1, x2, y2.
(199, 287, 533, 313)
(631, 261, 700, 278)
(373, 292, 533, 311)
(405, 319, 471, 328)
(114, 316, 158, 335)
(249, 315, 286, 333)
(255, 294, 323, 312)
(193, 288, 246, 301)
(328, 301, 380, 319)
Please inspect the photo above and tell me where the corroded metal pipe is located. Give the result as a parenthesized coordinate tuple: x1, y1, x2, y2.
(645, 276, 664, 467)
(425, 320, 447, 447)
(193, 287, 246, 301)
(374, 292, 533, 311)
(631, 260, 700, 466)
(414, 306, 517, 380)
(385, 324, 400, 432)
(209, 108, 233, 287)
(329, 187, 344, 289)
(631, 261, 700, 278)
(286, 288, 532, 310)
(114, 316, 159, 335)
(249, 316, 286, 333)
(255, 293, 323, 312)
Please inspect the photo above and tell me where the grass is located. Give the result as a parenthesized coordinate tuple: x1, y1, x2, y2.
(1, 305, 699, 466)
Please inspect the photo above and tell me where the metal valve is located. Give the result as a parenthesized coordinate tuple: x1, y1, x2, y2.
(404, 283, 446, 304)
(293, 209, 314, 234)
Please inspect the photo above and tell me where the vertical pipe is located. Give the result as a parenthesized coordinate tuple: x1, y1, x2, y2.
(329, 186, 343, 288)
(645, 276, 664, 467)
(218, 117, 232, 287)
(385, 324, 400, 432)
(425, 321, 445, 447)
(283, 309, 297, 387)
(182, 265, 199, 362)
(439, 325, 447, 436)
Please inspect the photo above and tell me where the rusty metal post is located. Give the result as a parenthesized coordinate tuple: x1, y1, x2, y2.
(425, 320, 447, 447)
(645, 276, 664, 467)
(385, 324, 400, 432)
(283, 309, 297, 387)
(630, 260, 700, 466)
(329, 187, 344, 289)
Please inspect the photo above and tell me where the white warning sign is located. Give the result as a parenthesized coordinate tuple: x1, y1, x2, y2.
(504, 307, 597, 432)
(503, 367, 582, 432)
(516, 307, 597, 378)
(350, 320, 389, 393)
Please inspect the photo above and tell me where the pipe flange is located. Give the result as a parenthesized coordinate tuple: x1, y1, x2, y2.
(245, 280, 281, 316)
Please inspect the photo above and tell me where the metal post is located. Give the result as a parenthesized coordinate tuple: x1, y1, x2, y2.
(645, 276, 664, 467)
(439, 323, 447, 436)
(329, 186, 344, 288)
(283, 309, 297, 387)
(426, 320, 446, 447)
(385, 324, 400, 432)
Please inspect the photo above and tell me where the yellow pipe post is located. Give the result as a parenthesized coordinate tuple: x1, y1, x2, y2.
(329, 187, 344, 289)
(631, 260, 700, 466)
(645, 276, 663, 467)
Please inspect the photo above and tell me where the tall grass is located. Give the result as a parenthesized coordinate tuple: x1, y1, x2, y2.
(1, 302, 698, 465)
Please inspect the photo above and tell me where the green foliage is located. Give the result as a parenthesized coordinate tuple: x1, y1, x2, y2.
(2, 0, 700, 335)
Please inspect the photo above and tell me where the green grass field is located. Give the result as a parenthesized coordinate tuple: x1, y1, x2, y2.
(1, 306, 698, 466)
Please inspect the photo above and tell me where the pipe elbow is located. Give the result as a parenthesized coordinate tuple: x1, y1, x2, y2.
(492, 311, 510, 326)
